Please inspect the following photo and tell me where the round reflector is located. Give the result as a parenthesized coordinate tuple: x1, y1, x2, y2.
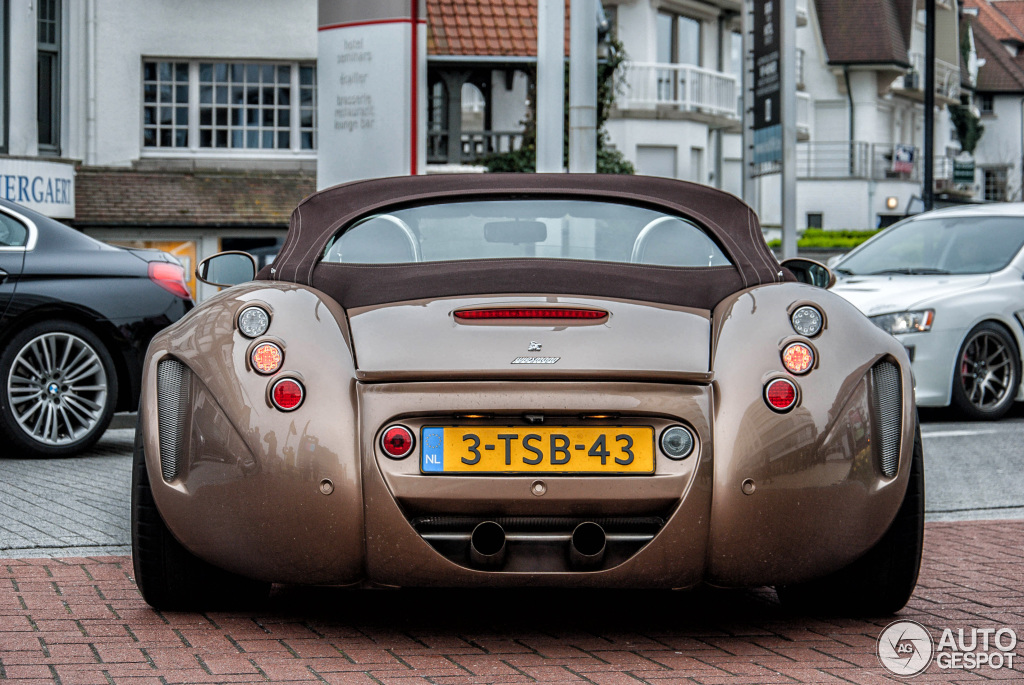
(238, 306, 270, 338)
(271, 378, 304, 411)
(765, 378, 797, 412)
(251, 342, 283, 375)
(782, 342, 815, 375)
(381, 425, 415, 459)
(660, 425, 695, 460)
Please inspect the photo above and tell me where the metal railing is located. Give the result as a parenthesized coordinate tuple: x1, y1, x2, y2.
(796, 142, 954, 181)
(619, 61, 739, 119)
(427, 130, 525, 165)
(797, 92, 811, 132)
(906, 53, 961, 100)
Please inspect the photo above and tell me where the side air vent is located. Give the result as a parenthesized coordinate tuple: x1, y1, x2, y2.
(156, 358, 192, 482)
(871, 361, 902, 478)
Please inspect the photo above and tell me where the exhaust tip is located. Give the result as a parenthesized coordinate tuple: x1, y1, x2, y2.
(569, 521, 606, 569)
(470, 521, 506, 568)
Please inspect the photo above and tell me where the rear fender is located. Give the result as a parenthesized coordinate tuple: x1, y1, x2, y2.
(139, 283, 363, 584)
(708, 283, 916, 586)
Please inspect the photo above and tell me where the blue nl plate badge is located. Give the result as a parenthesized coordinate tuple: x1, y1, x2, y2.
(421, 427, 444, 472)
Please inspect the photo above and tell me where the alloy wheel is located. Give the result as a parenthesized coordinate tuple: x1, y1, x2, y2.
(6, 332, 109, 445)
(959, 330, 1013, 412)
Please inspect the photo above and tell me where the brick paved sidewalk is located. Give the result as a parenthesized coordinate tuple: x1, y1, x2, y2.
(0, 520, 1021, 684)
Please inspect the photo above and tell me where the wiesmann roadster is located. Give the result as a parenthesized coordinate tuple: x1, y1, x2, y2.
(132, 174, 923, 615)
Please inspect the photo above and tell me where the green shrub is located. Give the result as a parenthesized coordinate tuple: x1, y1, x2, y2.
(766, 228, 881, 250)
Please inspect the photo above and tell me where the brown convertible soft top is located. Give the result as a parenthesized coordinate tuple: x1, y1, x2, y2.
(259, 174, 791, 310)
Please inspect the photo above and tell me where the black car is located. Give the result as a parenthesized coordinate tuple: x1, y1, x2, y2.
(0, 198, 192, 458)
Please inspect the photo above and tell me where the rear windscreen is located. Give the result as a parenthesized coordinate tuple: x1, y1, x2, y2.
(321, 199, 732, 268)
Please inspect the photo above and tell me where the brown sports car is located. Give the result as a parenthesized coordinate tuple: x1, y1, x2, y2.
(132, 174, 923, 614)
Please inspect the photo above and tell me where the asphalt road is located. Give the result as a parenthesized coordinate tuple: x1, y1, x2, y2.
(0, 409, 1021, 558)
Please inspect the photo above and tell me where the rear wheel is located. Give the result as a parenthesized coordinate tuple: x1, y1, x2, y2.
(0, 320, 117, 458)
(951, 322, 1020, 420)
(132, 424, 270, 610)
(775, 422, 924, 616)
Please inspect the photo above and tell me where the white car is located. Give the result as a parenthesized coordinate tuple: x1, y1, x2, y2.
(831, 203, 1024, 420)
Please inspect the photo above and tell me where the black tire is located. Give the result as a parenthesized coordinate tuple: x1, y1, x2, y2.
(951, 321, 1020, 421)
(776, 422, 924, 616)
(0, 320, 117, 458)
(131, 424, 270, 610)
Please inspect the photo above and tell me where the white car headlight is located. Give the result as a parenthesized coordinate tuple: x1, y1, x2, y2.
(870, 310, 934, 335)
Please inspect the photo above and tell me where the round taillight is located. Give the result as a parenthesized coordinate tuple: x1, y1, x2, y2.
(251, 342, 283, 375)
(765, 378, 798, 412)
(271, 378, 304, 411)
(381, 425, 415, 459)
(238, 306, 270, 338)
(782, 342, 815, 375)
(791, 306, 823, 337)
(660, 425, 695, 460)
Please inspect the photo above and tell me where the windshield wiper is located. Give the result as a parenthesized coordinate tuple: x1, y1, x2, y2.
(833, 267, 855, 276)
(865, 267, 951, 275)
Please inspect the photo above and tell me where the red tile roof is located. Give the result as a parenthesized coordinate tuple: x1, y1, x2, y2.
(971, 15, 1024, 91)
(427, 0, 570, 57)
(814, 0, 913, 66)
(74, 168, 315, 227)
(966, 0, 1024, 43)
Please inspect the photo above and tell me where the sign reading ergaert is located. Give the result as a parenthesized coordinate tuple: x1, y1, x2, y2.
(0, 159, 76, 219)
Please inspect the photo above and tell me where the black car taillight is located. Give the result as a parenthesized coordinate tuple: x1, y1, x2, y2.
(149, 262, 192, 300)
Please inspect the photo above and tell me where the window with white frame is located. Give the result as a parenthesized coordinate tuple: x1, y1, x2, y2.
(0, 0, 7, 152)
(38, 0, 61, 153)
(143, 60, 316, 153)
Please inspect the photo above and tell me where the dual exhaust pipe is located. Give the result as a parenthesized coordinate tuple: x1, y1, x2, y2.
(469, 520, 607, 569)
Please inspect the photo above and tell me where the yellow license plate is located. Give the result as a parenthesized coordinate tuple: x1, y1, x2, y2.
(420, 426, 654, 474)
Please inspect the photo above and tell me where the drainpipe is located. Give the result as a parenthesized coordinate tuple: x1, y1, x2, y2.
(86, 0, 97, 165)
(843, 67, 855, 175)
(713, 12, 727, 188)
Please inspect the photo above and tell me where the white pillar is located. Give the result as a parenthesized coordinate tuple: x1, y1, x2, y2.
(569, 0, 597, 173)
(537, 0, 565, 173)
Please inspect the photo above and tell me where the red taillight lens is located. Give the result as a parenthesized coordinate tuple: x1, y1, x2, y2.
(148, 262, 192, 300)
(251, 342, 283, 375)
(454, 308, 607, 321)
(271, 378, 304, 411)
(765, 378, 797, 412)
(381, 425, 415, 459)
(782, 342, 815, 374)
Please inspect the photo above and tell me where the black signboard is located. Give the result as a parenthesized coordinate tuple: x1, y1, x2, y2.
(753, 0, 781, 164)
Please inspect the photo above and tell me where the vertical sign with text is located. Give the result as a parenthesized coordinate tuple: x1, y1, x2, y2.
(317, 1, 426, 189)
(753, 0, 781, 164)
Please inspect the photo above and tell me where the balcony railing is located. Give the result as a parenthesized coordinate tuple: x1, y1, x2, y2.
(797, 142, 953, 181)
(427, 130, 525, 165)
(797, 92, 811, 133)
(905, 53, 961, 100)
(619, 61, 739, 119)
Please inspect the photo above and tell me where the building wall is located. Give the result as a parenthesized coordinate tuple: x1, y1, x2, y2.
(489, 70, 530, 133)
(605, 117, 711, 183)
(90, 0, 317, 168)
(973, 95, 1024, 201)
